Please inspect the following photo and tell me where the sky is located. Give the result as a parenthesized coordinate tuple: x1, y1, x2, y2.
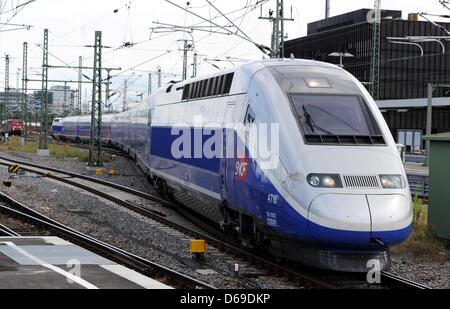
(0, 0, 449, 110)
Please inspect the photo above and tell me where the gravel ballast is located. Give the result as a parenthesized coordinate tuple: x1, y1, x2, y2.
(0, 150, 297, 289)
(0, 148, 448, 289)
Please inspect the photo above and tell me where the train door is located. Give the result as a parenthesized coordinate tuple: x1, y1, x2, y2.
(220, 103, 236, 202)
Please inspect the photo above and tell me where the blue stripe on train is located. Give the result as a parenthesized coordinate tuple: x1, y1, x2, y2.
(147, 126, 411, 249)
(150, 126, 221, 173)
(64, 124, 410, 250)
(149, 154, 221, 195)
(52, 126, 62, 134)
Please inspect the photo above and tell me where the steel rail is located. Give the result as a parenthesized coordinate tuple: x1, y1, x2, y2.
(0, 154, 430, 289)
(380, 271, 430, 289)
(0, 193, 214, 289)
(0, 223, 20, 236)
(0, 154, 335, 289)
(60, 142, 132, 159)
(0, 154, 171, 207)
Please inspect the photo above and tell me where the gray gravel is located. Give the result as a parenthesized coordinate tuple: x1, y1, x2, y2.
(390, 253, 449, 289)
(0, 150, 297, 289)
(1, 149, 448, 289)
(3, 149, 155, 194)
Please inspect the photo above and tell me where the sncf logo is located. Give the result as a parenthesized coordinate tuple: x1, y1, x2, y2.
(235, 158, 248, 181)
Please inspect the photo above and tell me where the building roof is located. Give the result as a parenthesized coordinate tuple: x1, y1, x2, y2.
(423, 132, 450, 141)
(307, 8, 402, 35)
(377, 97, 450, 109)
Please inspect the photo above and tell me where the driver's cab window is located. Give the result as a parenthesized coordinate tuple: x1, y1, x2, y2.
(244, 105, 256, 126)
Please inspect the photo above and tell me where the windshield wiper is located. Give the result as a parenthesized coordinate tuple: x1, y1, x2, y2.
(302, 106, 333, 135)
(307, 105, 362, 133)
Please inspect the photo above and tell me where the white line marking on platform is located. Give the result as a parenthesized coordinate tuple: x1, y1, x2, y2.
(0, 241, 98, 289)
(100, 264, 173, 289)
(42, 236, 73, 245)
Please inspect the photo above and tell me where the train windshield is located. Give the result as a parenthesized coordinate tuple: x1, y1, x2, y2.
(291, 94, 384, 144)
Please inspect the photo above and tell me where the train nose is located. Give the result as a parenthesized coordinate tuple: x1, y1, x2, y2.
(367, 194, 412, 246)
(307, 194, 412, 248)
(308, 194, 371, 247)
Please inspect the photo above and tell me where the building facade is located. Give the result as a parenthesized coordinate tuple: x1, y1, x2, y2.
(0, 89, 34, 119)
(285, 9, 450, 152)
(285, 9, 450, 100)
(33, 85, 75, 117)
(50, 85, 75, 116)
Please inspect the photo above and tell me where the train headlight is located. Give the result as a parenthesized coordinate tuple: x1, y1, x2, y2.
(379, 175, 405, 189)
(309, 175, 321, 187)
(307, 174, 342, 188)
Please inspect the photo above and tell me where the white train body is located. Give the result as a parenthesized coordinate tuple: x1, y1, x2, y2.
(58, 59, 412, 272)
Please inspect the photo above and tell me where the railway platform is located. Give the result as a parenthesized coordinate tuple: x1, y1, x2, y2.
(404, 162, 429, 198)
(0, 236, 172, 289)
(404, 162, 429, 177)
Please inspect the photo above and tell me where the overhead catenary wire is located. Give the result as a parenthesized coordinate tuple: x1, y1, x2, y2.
(34, 43, 93, 81)
(0, 0, 36, 31)
(57, 2, 266, 72)
(108, 73, 143, 107)
(0, 0, 35, 15)
(109, 50, 172, 79)
(419, 12, 450, 36)
(49, 1, 127, 42)
(185, 0, 269, 30)
(440, 0, 450, 11)
(164, 0, 274, 57)
(212, 1, 260, 59)
(151, 22, 232, 36)
(9, 1, 444, 101)
(122, 1, 134, 47)
(0, 2, 122, 81)
(0, 24, 31, 32)
(205, 0, 253, 41)
(189, 0, 269, 59)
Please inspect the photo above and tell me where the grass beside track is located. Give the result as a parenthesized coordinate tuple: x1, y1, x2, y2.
(0, 136, 109, 163)
(392, 196, 449, 259)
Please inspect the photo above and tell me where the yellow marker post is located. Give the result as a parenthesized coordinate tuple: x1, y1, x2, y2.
(96, 169, 103, 175)
(8, 165, 21, 174)
(190, 240, 207, 263)
(109, 170, 117, 176)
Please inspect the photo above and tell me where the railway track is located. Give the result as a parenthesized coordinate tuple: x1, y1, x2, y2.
(52, 139, 131, 159)
(0, 215, 43, 236)
(0, 192, 214, 289)
(0, 154, 430, 289)
(0, 222, 21, 236)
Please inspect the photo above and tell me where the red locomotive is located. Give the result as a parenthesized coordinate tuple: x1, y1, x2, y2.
(0, 118, 24, 136)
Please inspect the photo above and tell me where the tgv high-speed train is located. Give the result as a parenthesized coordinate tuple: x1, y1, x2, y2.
(54, 59, 412, 272)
